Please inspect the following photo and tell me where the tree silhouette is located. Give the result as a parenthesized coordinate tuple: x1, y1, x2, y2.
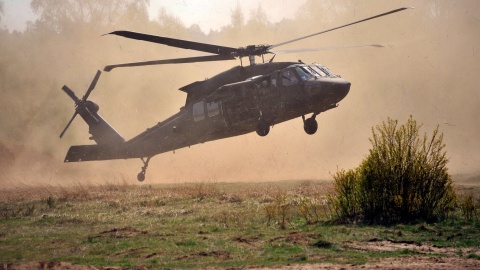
(115, 1, 153, 32)
(31, 0, 148, 32)
(156, 7, 187, 38)
(0, 0, 4, 23)
(245, 4, 270, 34)
(230, 3, 244, 30)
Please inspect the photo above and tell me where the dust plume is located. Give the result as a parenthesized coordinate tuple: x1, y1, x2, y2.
(0, 0, 479, 187)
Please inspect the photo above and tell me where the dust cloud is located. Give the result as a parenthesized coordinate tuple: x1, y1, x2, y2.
(0, 0, 479, 186)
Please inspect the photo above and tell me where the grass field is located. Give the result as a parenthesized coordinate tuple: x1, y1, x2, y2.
(0, 180, 479, 269)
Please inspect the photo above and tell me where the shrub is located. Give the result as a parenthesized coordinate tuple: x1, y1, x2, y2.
(330, 169, 360, 221)
(331, 116, 456, 224)
(460, 193, 477, 221)
(46, 196, 56, 209)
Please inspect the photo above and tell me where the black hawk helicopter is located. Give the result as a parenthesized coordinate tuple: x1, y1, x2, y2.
(60, 7, 412, 181)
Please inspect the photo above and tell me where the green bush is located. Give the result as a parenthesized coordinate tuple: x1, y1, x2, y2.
(331, 116, 456, 224)
(330, 169, 360, 221)
(460, 193, 478, 221)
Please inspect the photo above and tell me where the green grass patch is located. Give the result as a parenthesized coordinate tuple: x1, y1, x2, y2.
(0, 181, 479, 269)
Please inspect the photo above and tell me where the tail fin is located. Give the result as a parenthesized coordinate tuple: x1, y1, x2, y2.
(60, 70, 124, 146)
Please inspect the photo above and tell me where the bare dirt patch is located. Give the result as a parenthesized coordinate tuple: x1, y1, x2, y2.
(268, 231, 322, 246)
(345, 238, 480, 257)
(252, 256, 480, 270)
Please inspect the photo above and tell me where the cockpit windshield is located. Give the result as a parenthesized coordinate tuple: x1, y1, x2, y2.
(293, 65, 338, 80)
(295, 66, 315, 81)
(282, 64, 338, 85)
(308, 64, 337, 78)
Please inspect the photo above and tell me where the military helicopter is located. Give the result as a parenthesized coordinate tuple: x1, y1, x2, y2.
(60, 7, 412, 181)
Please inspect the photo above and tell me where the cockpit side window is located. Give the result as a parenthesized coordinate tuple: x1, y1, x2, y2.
(281, 69, 299, 86)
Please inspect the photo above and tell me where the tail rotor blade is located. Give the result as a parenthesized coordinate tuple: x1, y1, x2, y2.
(62, 85, 80, 103)
(59, 112, 78, 138)
(83, 70, 101, 101)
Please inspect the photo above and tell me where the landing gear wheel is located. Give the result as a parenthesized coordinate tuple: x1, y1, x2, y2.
(304, 118, 318, 135)
(256, 120, 270, 137)
(137, 171, 145, 182)
(303, 116, 318, 135)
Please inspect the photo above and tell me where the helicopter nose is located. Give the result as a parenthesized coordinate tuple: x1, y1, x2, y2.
(335, 79, 351, 102)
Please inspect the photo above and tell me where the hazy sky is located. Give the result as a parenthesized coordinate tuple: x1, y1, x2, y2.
(2, 0, 478, 184)
(2, 0, 36, 31)
(3, 0, 307, 33)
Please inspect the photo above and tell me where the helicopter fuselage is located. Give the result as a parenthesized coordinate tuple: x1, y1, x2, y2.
(64, 62, 350, 163)
(59, 7, 411, 181)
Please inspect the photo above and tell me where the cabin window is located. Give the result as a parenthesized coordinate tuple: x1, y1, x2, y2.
(207, 101, 220, 117)
(281, 69, 299, 86)
(271, 73, 278, 87)
(193, 101, 205, 122)
(257, 79, 273, 96)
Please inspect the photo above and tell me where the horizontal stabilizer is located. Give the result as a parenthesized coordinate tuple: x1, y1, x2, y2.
(65, 145, 136, 162)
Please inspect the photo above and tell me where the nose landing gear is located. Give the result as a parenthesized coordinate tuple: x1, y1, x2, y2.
(302, 114, 318, 135)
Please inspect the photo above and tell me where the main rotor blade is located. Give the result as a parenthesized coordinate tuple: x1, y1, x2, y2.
(104, 54, 236, 72)
(106, 31, 239, 56)
(83, 70, 101, 101)
(62, 85, 80, 103)
(270, 7, 413, 49)
(272, 44, 384, 54)
(59, 112, 78, 138)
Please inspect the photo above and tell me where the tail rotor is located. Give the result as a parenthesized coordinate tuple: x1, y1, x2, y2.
(59, 70, 102, 138)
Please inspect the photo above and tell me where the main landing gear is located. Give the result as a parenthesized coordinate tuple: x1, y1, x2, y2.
(137, 157, 152, 182)
(302, 114, 318, 135)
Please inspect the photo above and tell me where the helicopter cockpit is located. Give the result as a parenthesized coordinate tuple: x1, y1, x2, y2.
(281, 64, 338, 86)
